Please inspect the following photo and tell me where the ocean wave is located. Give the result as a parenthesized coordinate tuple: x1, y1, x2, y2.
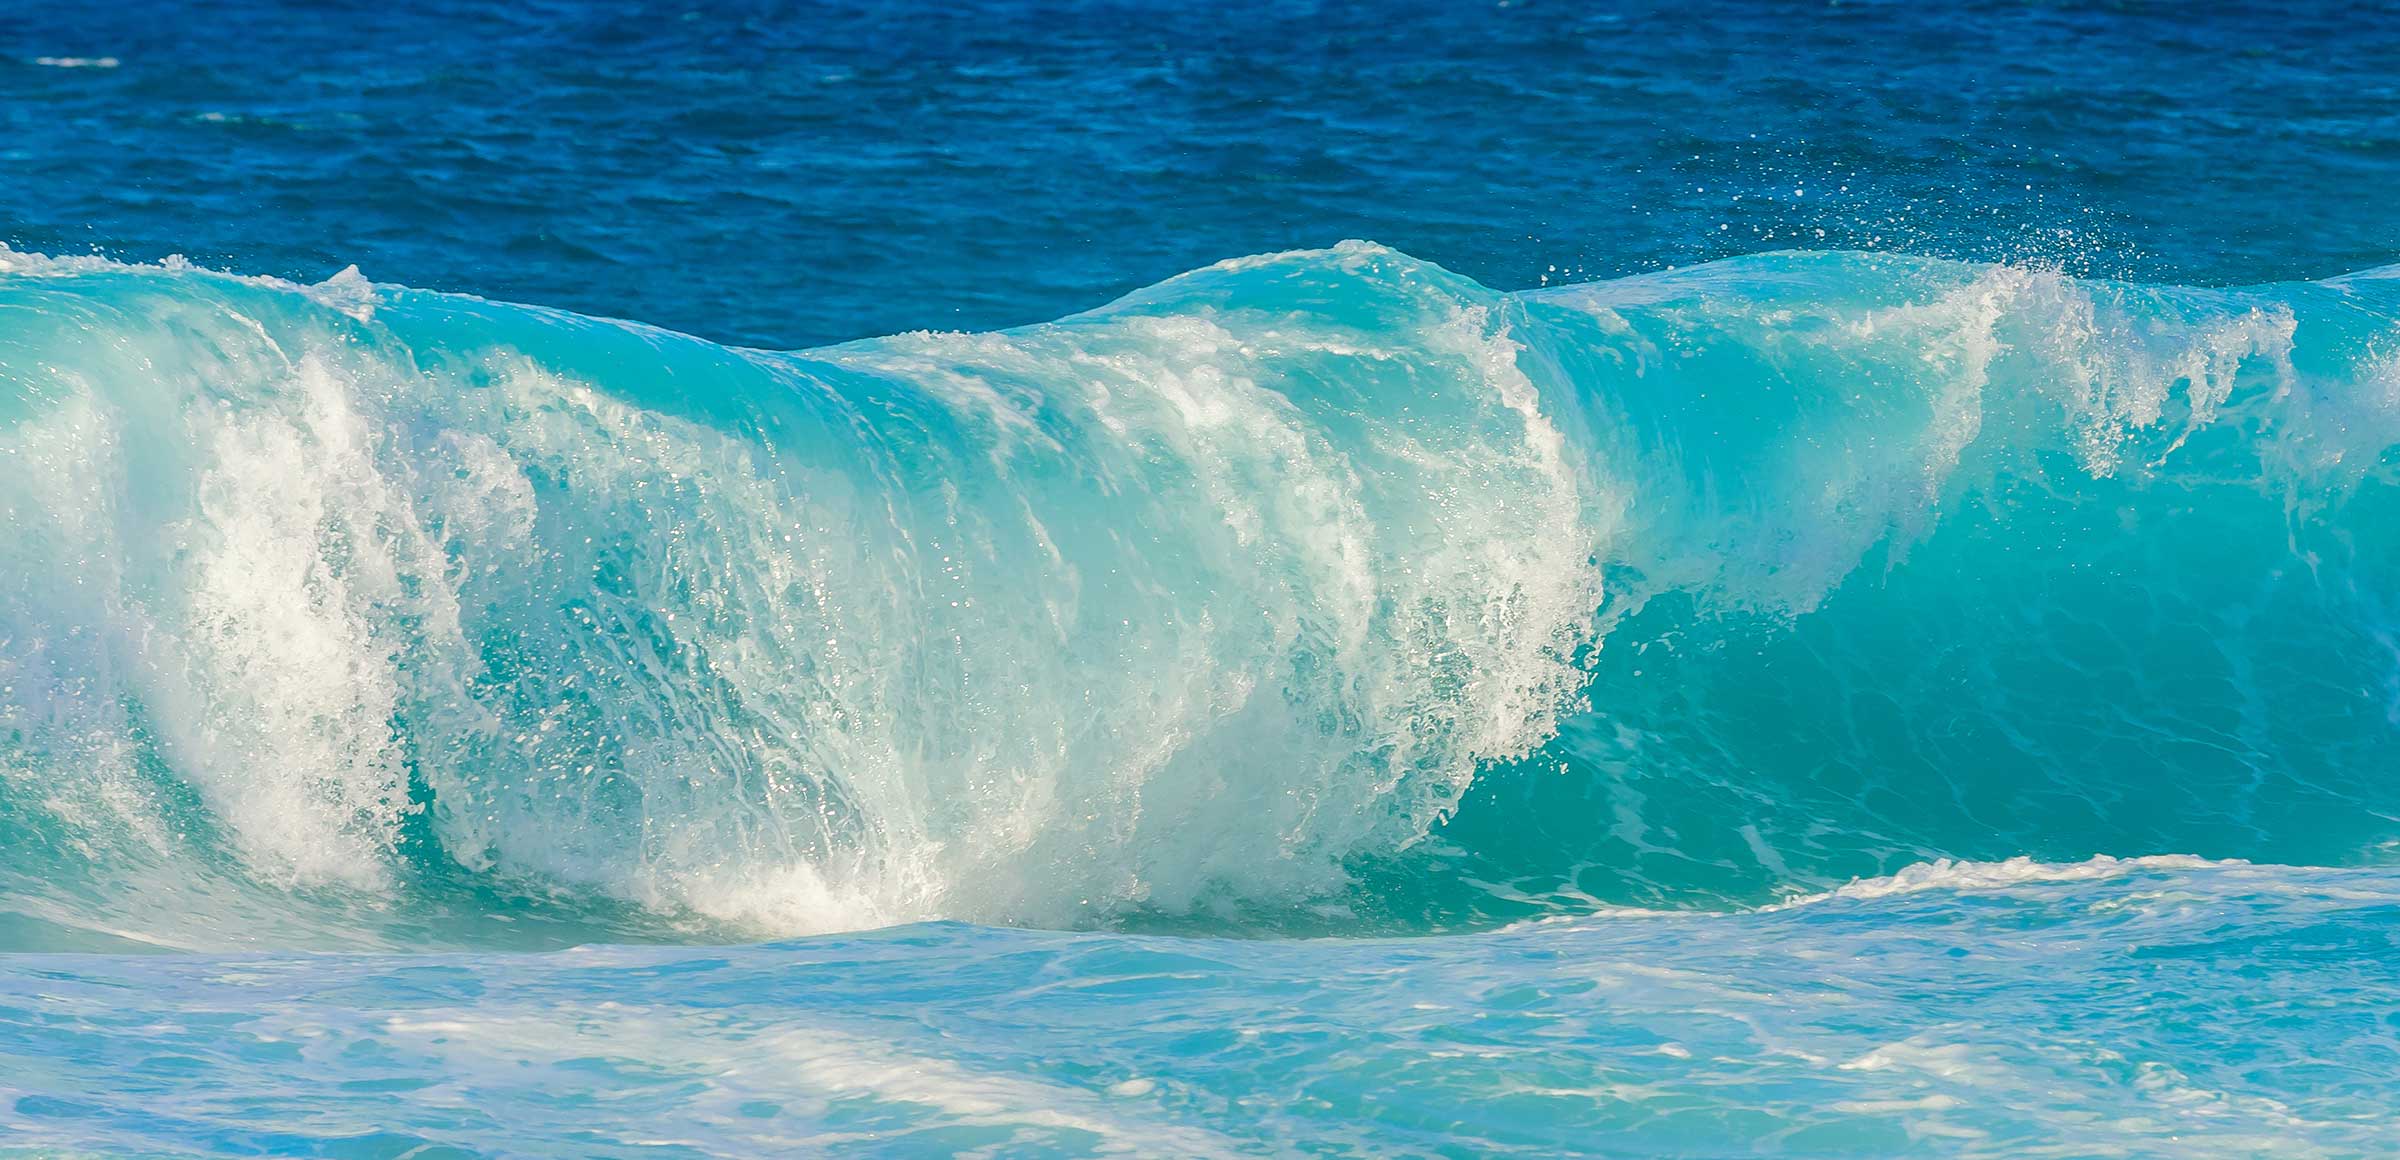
(2, 241, 2397, 947)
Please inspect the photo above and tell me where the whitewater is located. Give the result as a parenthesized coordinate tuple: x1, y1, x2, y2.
(0, 238, 2396, 1154)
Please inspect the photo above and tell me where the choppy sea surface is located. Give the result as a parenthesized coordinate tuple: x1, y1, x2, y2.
(6, 2, 2400, 1156)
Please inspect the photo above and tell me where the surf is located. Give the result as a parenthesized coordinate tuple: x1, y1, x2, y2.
(2, 240, 2396, 950)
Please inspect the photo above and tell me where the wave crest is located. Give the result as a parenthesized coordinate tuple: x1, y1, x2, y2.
(2, 242, 2397, 945)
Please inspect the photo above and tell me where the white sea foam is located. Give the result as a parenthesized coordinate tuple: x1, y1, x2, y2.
(1504, 854, 2250, 933)
(363, 1007, 1245, 1157)
(1766, 853, 2242, 910)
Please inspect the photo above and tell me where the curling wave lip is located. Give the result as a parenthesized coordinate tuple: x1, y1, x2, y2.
(1, 241, 2397, 951)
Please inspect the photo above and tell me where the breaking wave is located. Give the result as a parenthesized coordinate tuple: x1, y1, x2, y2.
(4, 241, 2398, 947)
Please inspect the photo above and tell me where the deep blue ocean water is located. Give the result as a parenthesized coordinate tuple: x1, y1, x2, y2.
(6, 2, 2400, 1156)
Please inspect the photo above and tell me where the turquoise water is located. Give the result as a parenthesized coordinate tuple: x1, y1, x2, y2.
(8, 861, 2396, 1157)
(8, 2, 2400, 1155)
(5, 243, 2400, 1154)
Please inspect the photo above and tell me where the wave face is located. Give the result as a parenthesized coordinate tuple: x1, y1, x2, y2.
(4, 242, 2400, 947)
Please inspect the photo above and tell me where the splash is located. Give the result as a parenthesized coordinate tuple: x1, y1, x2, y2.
(2, 242, 2398, 947)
